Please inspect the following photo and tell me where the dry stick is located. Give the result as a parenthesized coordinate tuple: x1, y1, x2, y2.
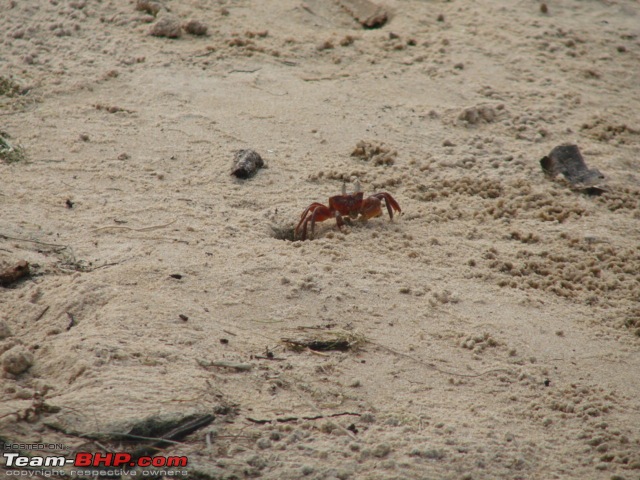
(370, 342, 514, 378)
(88, 261, 121, 271)
(92, 219, 176, 233)
(0, 233, 69, 250)
(34, 305, 50, 322)
(126, 235, 189, 244)
(128, 414, 215, 460)
(229, 68, 262, 73)
(66, 312, 76, 331)
(246, 411, 361, 424)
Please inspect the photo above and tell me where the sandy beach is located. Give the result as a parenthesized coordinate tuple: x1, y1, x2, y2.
(1, 0, 640, 478)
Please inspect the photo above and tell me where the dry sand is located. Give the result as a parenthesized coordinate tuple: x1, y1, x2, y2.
(1, 0, 640, 479)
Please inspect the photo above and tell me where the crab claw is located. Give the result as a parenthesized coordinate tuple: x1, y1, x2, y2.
(370, 192, 401, 220)
(360, 196, 383, 220)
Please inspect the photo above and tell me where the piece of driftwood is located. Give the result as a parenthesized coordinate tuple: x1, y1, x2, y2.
(0, 260, 30, 287)
(337, 0, 388, 28)
(231, 149, 264, 179)
(283, 338, 353, 352)
(540, 144, 606, 188)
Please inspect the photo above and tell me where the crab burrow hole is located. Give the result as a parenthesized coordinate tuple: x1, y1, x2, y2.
(270, 224, 296, 242)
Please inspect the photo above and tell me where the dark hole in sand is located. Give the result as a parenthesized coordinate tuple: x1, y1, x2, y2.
(270, 225, 296, 242)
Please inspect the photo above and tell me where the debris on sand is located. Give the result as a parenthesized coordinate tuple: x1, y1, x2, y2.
(337, 0, 388, 29)
(198, 359, 253, 371)
(0, 132, 26, 164)
(135, 0, 162, 17)
(283, 330, 364, 352)
(1, 345, 34, 375)
(231, 149, 265, 179)
(183, 19, 208, 36)
(540, 144, 606, 194)
(0, 260, 30, 287)
(81, 413, 216, 465)
(150, 16, 182, 38)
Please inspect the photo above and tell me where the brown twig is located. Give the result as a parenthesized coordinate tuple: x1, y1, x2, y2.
(34, 305, 50, 322)
(66, 312, 76, 331)
(246, 412, 361, 424)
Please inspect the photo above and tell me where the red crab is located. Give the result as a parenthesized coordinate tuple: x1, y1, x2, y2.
(295, 182, 401, 240)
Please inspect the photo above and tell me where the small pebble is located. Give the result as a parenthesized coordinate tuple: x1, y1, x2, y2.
(0, 320, 12, 340)
(136, 0, 161, 16)
(150, 16, 182, 38)
(372, 443, 391, 458)
(256, 438, 272, 450)
(183, 19, 208, 36)
(1, 346, 34, 375)
(317, 40, 334, 51)
(246, 455, 267, 469)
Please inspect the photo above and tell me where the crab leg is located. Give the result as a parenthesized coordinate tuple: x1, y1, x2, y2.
(297, 204, 333, 240)
(372, 193, 401, 219)
(296, 202, 326, 234)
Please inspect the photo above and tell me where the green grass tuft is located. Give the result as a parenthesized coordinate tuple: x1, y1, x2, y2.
(0, 132, 26, 163)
